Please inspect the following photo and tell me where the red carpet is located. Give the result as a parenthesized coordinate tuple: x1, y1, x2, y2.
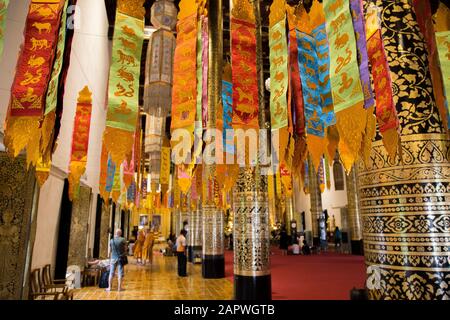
(224, 247, 366, 300)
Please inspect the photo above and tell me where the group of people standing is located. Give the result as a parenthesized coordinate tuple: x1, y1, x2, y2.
(133, 228, 155, 265)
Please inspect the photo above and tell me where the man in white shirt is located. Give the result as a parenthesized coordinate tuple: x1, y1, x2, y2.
(176, 229, 187, 277)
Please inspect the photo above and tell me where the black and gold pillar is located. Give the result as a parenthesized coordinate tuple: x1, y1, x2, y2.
(346, 165, 363, 255)
(188, 200, 202, 263)
(202, 0, 225, 279)
(233, 167, 271, 300)
(359, 0, 450, 300)
(308, 157, 322, 246)
(0, 153, 38, 299)
(67, 186, 91, 268)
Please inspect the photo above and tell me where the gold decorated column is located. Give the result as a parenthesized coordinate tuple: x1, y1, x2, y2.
(202, 0, 225, 279)
(359, 0, 450, 300)
(188, 199, 202, 263)
(345, 164, 363, 255)
(308, 156, 322, 246)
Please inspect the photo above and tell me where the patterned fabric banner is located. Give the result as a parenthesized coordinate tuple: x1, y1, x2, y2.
(0, 0, 10, 62)
(68, 86, 92, 200)
(324, 156, 331, 190)
(99, 144, 109, 201)
(122, 133, 136, 189)
(435, 31, 450, 130)
(222, 79, 234, 155)
(269, 0, 288, 130)
(35, 157, 51, 187)
(324, 0, 366, 172)
(41, 0, 69, 159)
(365, 7, 399, 157)
(111, 163, 122, 203)
(231, 0, 259, 129)
(201, 15, 208, 128)
(171, 1, 198, 131)
(105, 155, 116, 193)
(349, 0, 374, 110)
(318, 157, 325, 193)
(310, 0, 335, 127)
(286, 6, 304, 137)
(196, 18, 203, 126)
(160, 146, 171, 185)
(5, 0, 65, 166)
(103, 1, 145, 167)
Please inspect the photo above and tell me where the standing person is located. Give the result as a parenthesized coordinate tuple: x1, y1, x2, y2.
(279, 226, 289, 256)
(133, 229, 145, 264)
(334, 226, 342, 252)
(106, 229, 127, 292)
(176, 229, 187, 277)
(142, 228, 154, 265)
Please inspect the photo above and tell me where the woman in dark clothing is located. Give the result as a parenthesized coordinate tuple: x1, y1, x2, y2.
(279, 227, 289, 255)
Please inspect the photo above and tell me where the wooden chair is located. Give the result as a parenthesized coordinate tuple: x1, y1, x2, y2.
(29, 269, 63, 300)
(41, 264, 74, 300)
(82, 268, 100, 287)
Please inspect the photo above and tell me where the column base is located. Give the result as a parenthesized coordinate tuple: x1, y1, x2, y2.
(350, 239, 364, 256)
(313, 237, 320, 247)
(234, 275, 272, 300)
(202, 254, 225, 278)
(188, 246, 202, 263)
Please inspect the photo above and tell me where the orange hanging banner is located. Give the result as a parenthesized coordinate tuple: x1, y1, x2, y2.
(68, 86, 93, 200)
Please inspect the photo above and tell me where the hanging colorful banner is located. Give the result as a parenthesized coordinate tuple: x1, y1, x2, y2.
(435, 33, 450, 129)
(413, 0, 448, 130)
(160, 147, 171, 185)
(99, 144, 109, 201)
(68, 86, 92, 200)
(196, 18, 203, 126)
(111, 163, 122, 203)
(310, 0, 335, 127)
(323, 0, 366, 172)
(222, 79, 234, 155)
(296, 26, 323, 171)
(35, 157, 51, 187)
(0, 0, 10, 62)
(40, 0, 69, 160)
(231, 0, 259, 129)
(269, 0, 288, 130)
(349, 0, 374, 110)
(365, 7, 399, 157)
(201, 15, 209, 128)
(105, 155, 116, 193)
(171, 1, 198, 131)
(103, 0, 145, 166)
(318, 157, 325, 193)
(5, 0, 65, 166)
(324, 156, 331, 190)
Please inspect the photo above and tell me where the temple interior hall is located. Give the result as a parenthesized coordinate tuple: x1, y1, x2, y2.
(0, 0, 449, 301)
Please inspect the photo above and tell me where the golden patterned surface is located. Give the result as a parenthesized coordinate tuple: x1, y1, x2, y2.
(308, 156, 322, 238)
(345, 165, 362, 241)
(269, 0, 286, 27)
(231, 0, 254, 23)
(117, 0, 145, 19)
(73, 256, 233, 300)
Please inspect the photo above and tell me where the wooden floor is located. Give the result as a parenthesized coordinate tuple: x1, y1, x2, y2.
(73, 254, 233, 300)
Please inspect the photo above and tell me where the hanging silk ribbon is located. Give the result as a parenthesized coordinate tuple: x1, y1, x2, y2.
(436, 31, 450, 129)
(0, 0, 10, 62)
(413, 0, 448, 130)
(296, 7, 324, 172)
(201, 15, 209, 128)
(222, 79, 234, 155)
(350, 0, 374, 109)
(40, 0, 69, 161)
(231, 0, 259, 129)
(171, 0, 198, 132)
(99, 144, 110, 201)
(103, 0, 145, 166)
(127, 180, 136, 203)
(318, 157, 325, 193)
(160, 146, 171, 185)
(269, 0, 289, 168)
(68, 86, 92, 200)
(324, 156, 331, 190)
(365, 6, 399, 157)
(310, 0, 336, 127)
(4, 0, 65, 166)
(323, 0, 366, 173)
(105, 155, 116, 194)
(286, 5, 307, 179)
